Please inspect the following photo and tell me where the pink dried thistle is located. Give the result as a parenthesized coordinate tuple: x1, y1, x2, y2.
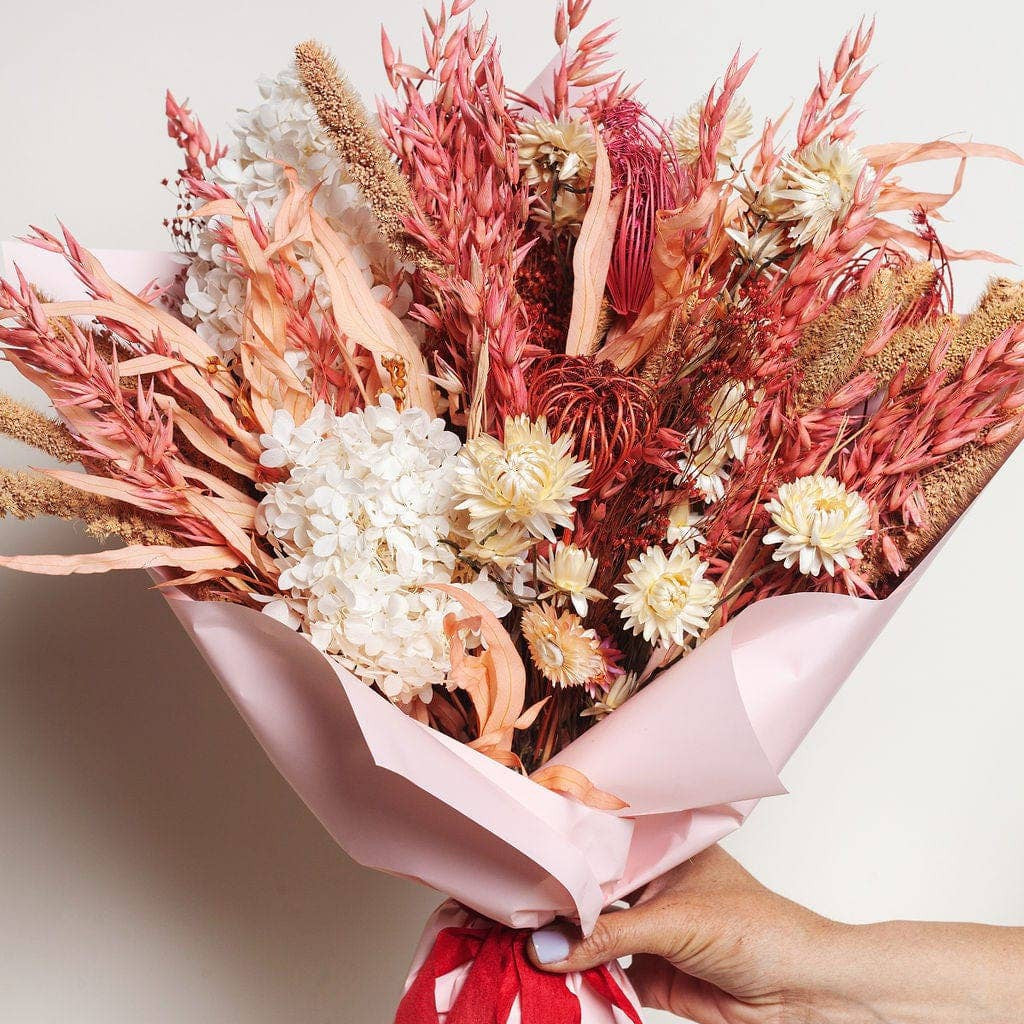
(601, 100, 681, 318)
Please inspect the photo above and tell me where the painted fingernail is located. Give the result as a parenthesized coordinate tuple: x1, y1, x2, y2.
(531, 927, 572, 965)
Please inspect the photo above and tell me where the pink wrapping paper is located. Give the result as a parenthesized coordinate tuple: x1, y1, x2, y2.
(0, 242, 954, 1019)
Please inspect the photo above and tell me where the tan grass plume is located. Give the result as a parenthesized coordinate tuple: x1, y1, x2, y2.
(0, 468, 174, 547)
(0, 393, 79, 463)
(294, 41, 437, 271)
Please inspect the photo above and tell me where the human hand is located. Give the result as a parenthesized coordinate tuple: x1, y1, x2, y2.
(528, 846, 1024, 1024)
(529, 845, 830, 1023)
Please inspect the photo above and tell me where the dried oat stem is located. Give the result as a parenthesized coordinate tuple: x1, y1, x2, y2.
(0, 392, 79, 463)
(294, 40, 438, 271)
(903, 425, 1024, 568)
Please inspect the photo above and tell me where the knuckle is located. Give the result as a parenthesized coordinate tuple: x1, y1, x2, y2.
(579, 920, 619, 963)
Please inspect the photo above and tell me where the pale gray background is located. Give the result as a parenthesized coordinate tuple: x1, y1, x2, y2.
(2, 2, 1023, 1021)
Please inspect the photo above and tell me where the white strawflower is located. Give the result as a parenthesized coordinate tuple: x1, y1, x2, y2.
(537, 542, 605, 616)
(757, 138, 871, 249)
(726, 223, 789, 265)
(455, 415, 590, 543)
(673, 93, 753, 166)
(257, 396, 510, 705)
(764, 475, 873, 577)
(517, 118, 598, 231)
(678, 381, 758, 502)
(520, 603, 606, 690)
(457, 519, 535, 569)
(182, 66, 413, 360)
(679, 441, 731, 503)
(581, 672, 641, 721)
(615, 545, 719, 647)
(665, 498, 706, 552)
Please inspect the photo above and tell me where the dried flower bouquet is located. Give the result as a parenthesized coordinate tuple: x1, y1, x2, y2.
(2, 3, 1023, 1020)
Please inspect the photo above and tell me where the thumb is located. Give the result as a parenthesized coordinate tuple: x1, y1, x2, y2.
(528, 905, 675, 975)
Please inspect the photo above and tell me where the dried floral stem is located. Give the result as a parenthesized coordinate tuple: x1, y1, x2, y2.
(294, 40, 438, 271)
(867, 422, 1024, 584)
(0, 468, 175, 546)
(0, 392, 79, 463)
(793, 261, 936, 412)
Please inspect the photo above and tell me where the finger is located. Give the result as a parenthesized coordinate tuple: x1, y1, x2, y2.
(626, 954, 675, 1010)
(528, 903, 677, 975)
(628, 955, 725, 1023)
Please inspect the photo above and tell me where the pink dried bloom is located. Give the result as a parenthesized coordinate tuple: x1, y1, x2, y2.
(601, 100, 681, 318)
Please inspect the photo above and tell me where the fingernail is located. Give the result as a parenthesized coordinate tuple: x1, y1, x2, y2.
(531, 926, 572, 965)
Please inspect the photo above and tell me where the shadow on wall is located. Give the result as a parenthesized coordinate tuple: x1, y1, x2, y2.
(0, 518, 439, 1022)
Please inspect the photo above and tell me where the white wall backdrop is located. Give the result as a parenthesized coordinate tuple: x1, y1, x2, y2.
(2, 2, 1023, 1021)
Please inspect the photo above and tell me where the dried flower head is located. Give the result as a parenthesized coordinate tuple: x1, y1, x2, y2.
(527, 355, 659, 496)
(726, 223, 789, 266)
(257, 397, 510, 704)
(764, 475, 873, 577)
(581, 671, 641, 721)
(665, 498, 706, 551)
(754, 138, 871, 249)
(518, 118, 598, 230)
(521, 602, 606, 689)
(673, 93, 752, 166)
(615, 545, 719, 647)
(455, 415, 590, 542)
(537, 542, 605, 615)
(679, 382, 758, 502)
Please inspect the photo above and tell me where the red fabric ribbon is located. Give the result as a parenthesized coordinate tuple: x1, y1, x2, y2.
(395, 922, 643, 1024)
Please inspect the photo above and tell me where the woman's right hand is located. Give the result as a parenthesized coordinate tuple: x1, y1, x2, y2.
(528, 845, 1024, 1024)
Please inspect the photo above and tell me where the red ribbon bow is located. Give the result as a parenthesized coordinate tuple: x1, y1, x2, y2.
(395, 922, 642, 1024)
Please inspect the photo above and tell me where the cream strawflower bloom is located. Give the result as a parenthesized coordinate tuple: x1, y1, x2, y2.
(581, 672, 641, 721)
(757, 138, 871, 249)
(615, 546, 719, 647)
(726, 223, 789, 265)
(457, 519, 535, 569)
(679, 440, 731, 503)
(537, 542, 605, 616)
(521, 603, 606, 689)
(764, 475, 873, 577)
(518, 118, 598, 231)
(455, 415, 590, 543)
(678, 381, 758, 502)
(665, 498, 706, 552)
(257, 396, 510, 705)
(673, 93, 753, 166)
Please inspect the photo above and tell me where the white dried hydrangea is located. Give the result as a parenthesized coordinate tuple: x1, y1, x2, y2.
(182, 66, 413, 361)
(256, 396, 511, 705)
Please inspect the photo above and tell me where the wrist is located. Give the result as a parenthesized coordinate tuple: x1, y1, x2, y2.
(795, 920, 1024, 1024)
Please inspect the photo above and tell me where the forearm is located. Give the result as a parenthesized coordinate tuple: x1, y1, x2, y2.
(807, 920, 1024, 1024)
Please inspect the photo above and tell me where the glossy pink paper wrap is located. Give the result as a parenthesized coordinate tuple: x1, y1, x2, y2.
(1, 241, 938, 1020)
